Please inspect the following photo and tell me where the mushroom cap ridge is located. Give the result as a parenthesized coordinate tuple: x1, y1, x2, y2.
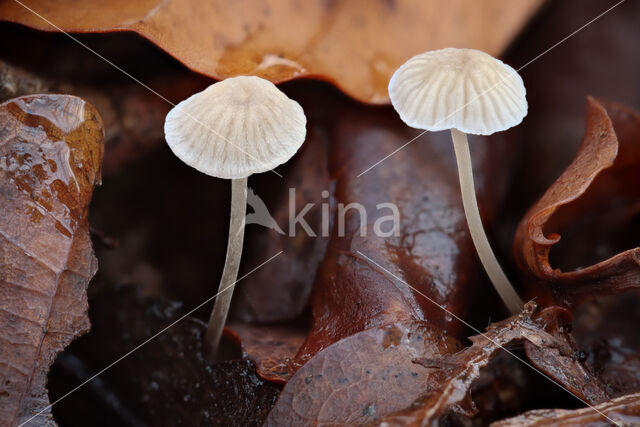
(164, 76, 307, 179)
(389, 48, 527, 136)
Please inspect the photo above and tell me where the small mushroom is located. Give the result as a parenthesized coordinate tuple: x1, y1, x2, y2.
(164, 76, 306, 357)
(388, 48, 526, 314)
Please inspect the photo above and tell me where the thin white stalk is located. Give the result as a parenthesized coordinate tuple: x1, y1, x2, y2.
(450, 128, 523, 314)
(205, 177, 248, 358)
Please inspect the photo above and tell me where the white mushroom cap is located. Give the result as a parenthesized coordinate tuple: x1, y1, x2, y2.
(164, 76, 307, 179)
(389, 48, 527, 135)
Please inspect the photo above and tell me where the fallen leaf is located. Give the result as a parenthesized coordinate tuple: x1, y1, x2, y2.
(0, 94, 104, 425)
(226, 323, 307, 384)
(266, 321, 462, 425)
(522, 306, 609, 405)
(261, 94, 525, 421)
(379, 303, 607, 425)
(0, 0, 543, 104)
(493, 392, 640, 426)
(514, 98, 640, 307)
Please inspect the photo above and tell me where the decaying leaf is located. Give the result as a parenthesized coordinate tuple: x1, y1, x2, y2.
(493, 392, 640, 426)
(226, 323, 309, 384)
(514, 98, 640, 307)
(0, 94, 104, 425)
(0, 0, 543, 104)
(522, 306, 609, 405)
(378, 303, 607, 425)
(266, 321, 462, 425)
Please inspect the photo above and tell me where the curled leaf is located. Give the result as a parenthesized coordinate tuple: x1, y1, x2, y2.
(0, 0, 543, 104)
(514, 98, 640, 306)
(0, 94, 104, 424)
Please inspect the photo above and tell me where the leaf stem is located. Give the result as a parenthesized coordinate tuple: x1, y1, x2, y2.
(450, 128, 523, 314)
(205, 177, 247, 358)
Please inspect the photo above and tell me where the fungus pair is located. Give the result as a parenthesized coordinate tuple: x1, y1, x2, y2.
(164, 76, 306, 357)
(389, 48, 526, 313)
(164, 48, 526, 359)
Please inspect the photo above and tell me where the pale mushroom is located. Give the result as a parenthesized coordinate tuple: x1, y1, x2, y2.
(388, 48, 526, 314)
(164, 76, 306, 357)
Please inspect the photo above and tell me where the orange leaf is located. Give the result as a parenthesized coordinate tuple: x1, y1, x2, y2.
(0, 0, 543, 104)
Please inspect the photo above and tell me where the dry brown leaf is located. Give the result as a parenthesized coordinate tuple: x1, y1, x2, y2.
(0, 94, 104, 424)
(0, 0, 543, 104)
(514, 98, 640, 307)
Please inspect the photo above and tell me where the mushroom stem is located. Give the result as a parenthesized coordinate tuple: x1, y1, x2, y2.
(205, 177, 248, 358)
(450, 128, 523, 314)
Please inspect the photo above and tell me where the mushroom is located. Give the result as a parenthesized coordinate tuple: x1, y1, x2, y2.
(164, 76, 306, 357)
(388, 48, 525, 314)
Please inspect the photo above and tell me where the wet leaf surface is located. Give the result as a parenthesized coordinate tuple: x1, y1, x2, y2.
(0, 94, 103, 424)
(49, 285, 280, 426)
(514, 98, 640, 307)
(226, 323, 307, 384)
(0, 0, 543, 104)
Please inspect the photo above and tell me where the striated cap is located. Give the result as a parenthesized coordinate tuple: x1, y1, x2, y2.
(164, 76, 306, 179)
(389, 48, 527, 135)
